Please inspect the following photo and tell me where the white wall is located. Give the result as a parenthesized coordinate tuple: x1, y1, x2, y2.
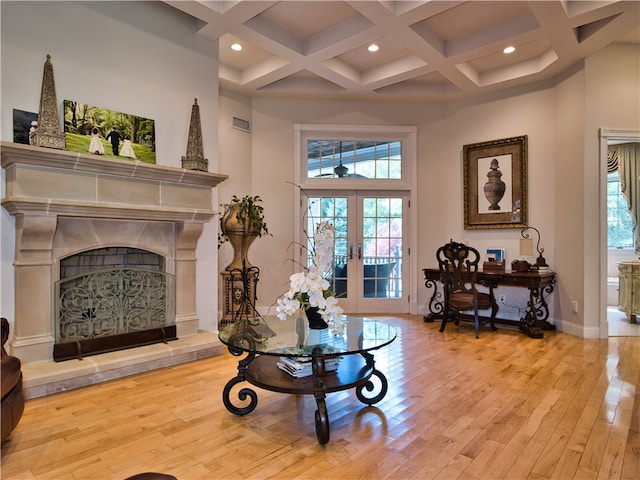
(552, 66, 586, 336)
(219, 44, 640, 336)
(1, 1, 221, 332)
(2, 2, 637, 338)
(225, 90, 558, 321)
(217, 90, 254, 272)
(584, 43, 640, 336)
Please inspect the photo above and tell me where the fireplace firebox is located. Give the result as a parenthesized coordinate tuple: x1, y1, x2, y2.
(53, 247, 176, 361)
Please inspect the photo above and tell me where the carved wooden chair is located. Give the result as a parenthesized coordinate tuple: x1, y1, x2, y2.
(436, 240, 498, 338)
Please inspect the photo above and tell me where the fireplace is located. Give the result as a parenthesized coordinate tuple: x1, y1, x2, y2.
(1, 142, 227, 393)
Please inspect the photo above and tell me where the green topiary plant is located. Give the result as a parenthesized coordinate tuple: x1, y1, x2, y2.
(218, 195, 270, 247)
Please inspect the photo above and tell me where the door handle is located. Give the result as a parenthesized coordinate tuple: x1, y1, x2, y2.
(349, 243, 353, 260)
(358, 243, 362, 260)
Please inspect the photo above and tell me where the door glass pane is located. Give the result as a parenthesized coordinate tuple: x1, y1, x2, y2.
(307, 197, 348, 298)
(362, 197, 402, 298)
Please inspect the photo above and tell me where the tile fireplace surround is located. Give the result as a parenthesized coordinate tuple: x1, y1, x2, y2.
(1, 142, 227, 398)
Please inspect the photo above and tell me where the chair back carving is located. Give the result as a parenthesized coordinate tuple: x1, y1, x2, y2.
(436, 240, 480, 296)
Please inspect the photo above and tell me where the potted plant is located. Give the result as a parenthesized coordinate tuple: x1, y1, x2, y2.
(219, 195, 270, 271)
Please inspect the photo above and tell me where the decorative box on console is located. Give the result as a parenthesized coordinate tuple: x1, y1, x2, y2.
(512, 260, 531, 272)
(483, 261, 505, 272)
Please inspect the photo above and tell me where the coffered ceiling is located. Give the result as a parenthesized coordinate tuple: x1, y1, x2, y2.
(165, 1, 640, 102)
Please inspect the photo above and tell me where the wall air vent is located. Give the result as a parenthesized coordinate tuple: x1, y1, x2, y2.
(232, 116, 250, 133)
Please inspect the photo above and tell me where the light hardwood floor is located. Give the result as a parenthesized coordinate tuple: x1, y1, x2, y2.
(1, 315, 639, 480)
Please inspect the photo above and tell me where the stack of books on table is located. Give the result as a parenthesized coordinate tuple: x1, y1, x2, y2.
(277, 356, 341, 378)
(530, 265, 552, 273)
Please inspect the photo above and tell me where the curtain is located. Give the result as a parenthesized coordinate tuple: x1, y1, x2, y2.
(617, 144, 640, 254)
(608, 148, 618, 173)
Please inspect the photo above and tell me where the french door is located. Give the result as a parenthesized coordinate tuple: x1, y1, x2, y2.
(305, 191, 408, 313)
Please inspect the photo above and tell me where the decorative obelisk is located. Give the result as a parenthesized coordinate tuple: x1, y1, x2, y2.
(181, 98, 208, 171)
(32, 54, 65, 150)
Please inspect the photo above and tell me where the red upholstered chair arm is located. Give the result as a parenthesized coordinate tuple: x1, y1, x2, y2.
(2, 317, 25, 441)
(1, 316, 22, 405)
(1, 317, 9, 356)
(1, 356, 22, 399)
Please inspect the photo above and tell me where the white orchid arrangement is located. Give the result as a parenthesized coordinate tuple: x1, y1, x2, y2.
(276, 221, 344, 321)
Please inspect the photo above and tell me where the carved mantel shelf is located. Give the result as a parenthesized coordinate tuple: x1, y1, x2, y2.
(1, 141, 228, 222)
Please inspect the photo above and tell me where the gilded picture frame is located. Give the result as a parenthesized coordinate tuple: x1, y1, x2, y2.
(463, 135, 527, 229)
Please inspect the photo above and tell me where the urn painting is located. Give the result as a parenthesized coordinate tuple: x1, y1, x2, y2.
(483, 158, 507, 210)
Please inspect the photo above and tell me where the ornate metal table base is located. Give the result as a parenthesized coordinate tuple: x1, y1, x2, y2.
(222, 345, 389, 445)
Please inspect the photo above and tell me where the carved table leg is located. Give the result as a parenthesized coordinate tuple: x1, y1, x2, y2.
(222, 334, 258, 415)
(535, 283, 556, 330)
(423, 278, 445, 322)
(355, 351, 388, 405)
(519, 286, 550, 339)
(311, 356, 330, 444)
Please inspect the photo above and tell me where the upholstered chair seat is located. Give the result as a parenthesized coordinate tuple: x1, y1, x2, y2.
(448, 290, 494, 312)
(1, 317, 25, 442)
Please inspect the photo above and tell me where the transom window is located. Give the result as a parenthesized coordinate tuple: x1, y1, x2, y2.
(307, 140, 402, 179)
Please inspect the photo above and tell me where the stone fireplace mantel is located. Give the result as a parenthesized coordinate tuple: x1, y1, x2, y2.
(2, 141, 226, 221)
(1, 142, 227, 397)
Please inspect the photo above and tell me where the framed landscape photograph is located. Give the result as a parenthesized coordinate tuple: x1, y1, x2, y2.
(463, 135, 527, 229)
(63, 100, 156, 164)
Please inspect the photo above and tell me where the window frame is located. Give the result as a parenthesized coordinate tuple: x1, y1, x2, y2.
(607, 171, 634, 249)
(294, 124, 416, 190)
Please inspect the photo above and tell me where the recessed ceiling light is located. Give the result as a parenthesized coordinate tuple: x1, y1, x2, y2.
(368, 44, 380, 52)
(503, 46, 516, 54)
(231, 43, 243, 52)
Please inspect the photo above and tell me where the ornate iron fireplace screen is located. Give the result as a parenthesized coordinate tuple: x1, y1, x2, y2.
(54, 266, 176, 361)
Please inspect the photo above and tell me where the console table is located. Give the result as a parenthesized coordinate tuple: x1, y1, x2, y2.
(422, 268, 556, 338)
(218, 315, 397, 444)
(618, 261, 640, 323)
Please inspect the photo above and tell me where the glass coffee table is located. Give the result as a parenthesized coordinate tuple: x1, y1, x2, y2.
(218, 315, 397, 444)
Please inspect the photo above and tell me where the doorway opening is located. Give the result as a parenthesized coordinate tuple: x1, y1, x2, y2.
(601, 129, 640, 337)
